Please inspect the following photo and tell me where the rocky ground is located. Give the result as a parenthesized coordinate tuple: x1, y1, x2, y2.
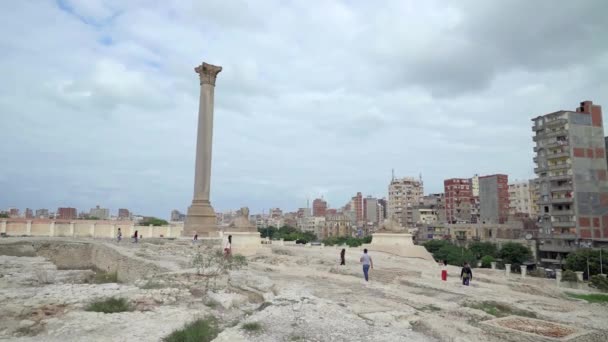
(1, 238, 607, 341)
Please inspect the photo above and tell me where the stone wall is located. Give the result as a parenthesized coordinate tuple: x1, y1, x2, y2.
(0, 219, 183, 239)
(0, 240, 166, 283)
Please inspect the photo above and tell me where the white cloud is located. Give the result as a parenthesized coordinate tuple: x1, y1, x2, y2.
(0, 0, 607, 218)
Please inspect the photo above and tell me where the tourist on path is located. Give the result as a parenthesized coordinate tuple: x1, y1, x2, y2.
(192, 234, 198, 245)
(360, 249, 373, 282)
(133, 230, 138, 243)
(461, 262, 473, 286)
(340, 248, 346, 266)
(117, 228, 122, 243)
(224, 235, 232, 257)
(441, 260, 448, 281)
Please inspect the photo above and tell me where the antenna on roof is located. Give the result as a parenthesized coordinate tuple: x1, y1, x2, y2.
(392, 168, 395, 182)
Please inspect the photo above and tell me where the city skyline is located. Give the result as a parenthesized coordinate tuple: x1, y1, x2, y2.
(1, 1, 607, 218)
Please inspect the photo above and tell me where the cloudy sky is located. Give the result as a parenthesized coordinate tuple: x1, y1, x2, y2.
(1, 1, 607, 218)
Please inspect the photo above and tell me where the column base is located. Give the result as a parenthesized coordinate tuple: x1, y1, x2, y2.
(184, 202, 218, 237)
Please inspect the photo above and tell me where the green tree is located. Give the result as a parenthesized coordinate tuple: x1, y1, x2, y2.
(469, 242, 498, 259)
(423, 240, 451, 255)
(498, 243, 532, 272)
(139, 217, 169, 226)
(561, 270, 578, 282)
(565, 249, 604, 277)
(434, 244, 476, 267)
(258, 226, 277, 239)
(0, 213, 9, 218)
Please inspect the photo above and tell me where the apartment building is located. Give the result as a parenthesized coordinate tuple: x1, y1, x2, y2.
(532, 101, 608, 263)
(388, 177, 424, 227)
(479, 174, 509, 224)
(312, 198, 327, 217)
(508, 181, 532, 216)
(444, 178, 473, 223)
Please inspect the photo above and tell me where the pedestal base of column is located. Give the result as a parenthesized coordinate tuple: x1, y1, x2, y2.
(184, 202, 218, 237)
(362, 233, 435, 262)
(224, 231, 262, 256)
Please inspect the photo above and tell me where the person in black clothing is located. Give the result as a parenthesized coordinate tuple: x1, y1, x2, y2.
(461, 262, 472, 286)
(340, 249, 346, 265)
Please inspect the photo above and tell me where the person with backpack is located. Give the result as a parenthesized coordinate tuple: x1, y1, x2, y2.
(461, 262, 473, 286)
(340, 248, 346, 266)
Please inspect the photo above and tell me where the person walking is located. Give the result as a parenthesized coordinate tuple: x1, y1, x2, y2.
(461, 262, 473, 286)
(360, 249, 373, 283)
(441, 260, 448, 281)
(224, 235, 232, 257)
(340, 248, 346, 266)
(133, 230, 139, 243)
(192, 234, 198, 245)
(117, 228, 122, 243)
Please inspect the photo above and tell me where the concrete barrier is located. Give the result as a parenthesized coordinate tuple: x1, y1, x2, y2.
(505, 264, 511, 277)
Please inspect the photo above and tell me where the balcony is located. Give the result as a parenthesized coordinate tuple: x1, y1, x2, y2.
(546, 151, 569, 159)
(532, 125, 544, 132)
(545, 141, 569, 149)
(534, 166, 546, 173)
(552, 221, 576, 228)
(547, 174, 572, 181)
(551, 184, 573, 192)
(539, 244, 577, 253)
(539, 233, 577, 240)
(545, 118, 567, 127)
(551, 210, 573, 216)
(547, 163, 570, 171)
(551, 197, 574, 204)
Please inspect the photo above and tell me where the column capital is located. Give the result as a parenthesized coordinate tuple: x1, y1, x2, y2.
(195, 62, 222, 86)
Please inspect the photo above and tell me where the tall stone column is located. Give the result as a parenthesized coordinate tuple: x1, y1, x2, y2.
(184, 62, 222, 237)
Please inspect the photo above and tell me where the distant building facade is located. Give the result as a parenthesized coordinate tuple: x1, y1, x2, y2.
(444, 178, 473, 223)
(24, 208, 33, 219)
(388, 177, 424, 227)
(508, 181, 532, 216)
(312, 198, 327, 217)
(171, 210, 186, 222)
(479, 174, 509, 224)
(89, 205, 110, 220)
(35, 209, 49, 218)
(118, 208, 131, 220)
(57, 207, 77, 220)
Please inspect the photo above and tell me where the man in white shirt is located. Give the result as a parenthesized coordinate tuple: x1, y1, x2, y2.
(360, 249, 373, 282)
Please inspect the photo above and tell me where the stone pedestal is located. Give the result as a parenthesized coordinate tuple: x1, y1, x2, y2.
(490, 262, 497, 270)
(225, 231, 261, 256)
(521, 267, 527, 279)
(366, 233, 434, 262)
(556, 269, 562, 283)
(505, 264, 511, 277)
(575, 271, 584, 282)
(184, 62, 222, 237)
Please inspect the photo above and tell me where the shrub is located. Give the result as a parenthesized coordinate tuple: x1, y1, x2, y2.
(163, 317, 219, 342)
(498, 242, 532, 272)
(480, 255, 495, 268)
(589, 275, 608, 292)
(86, 297, 132, 313)
(241, 322, 263, 332)
(561, 270, 578, 282)
(566, 249, 604, 277)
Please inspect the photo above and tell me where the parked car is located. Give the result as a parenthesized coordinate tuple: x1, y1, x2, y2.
(544, 268, 556, 279)
(311, 242, 321, 246)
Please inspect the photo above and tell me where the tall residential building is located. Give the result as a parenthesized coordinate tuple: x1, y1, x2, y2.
(388, 177, 423, 227)
(529, 179, 540, 219)
(508, 181, 532, 216)
(363, 196, 379, 224)
(471, 174, 480, 197)
(444, 178, 473, 223)
(57, 207, 77, 220)
(351, 192, 363, 222)
(89, 205, 110, 220)
(377, 198, 388, 221)
(118, 208, 131, 220)
(35, 209, 49, 218)
(532, 100, 608, 261)
(479, 174, 509, 224)
(269, 208, 283, 218)
(24, 208, 33, 219)
(312, 198, 327, 217)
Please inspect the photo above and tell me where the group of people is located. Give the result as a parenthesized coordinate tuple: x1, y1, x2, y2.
(116, 228, 141, 243)
(340, 248, 473, 286)
(191, 233, 233, 257)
